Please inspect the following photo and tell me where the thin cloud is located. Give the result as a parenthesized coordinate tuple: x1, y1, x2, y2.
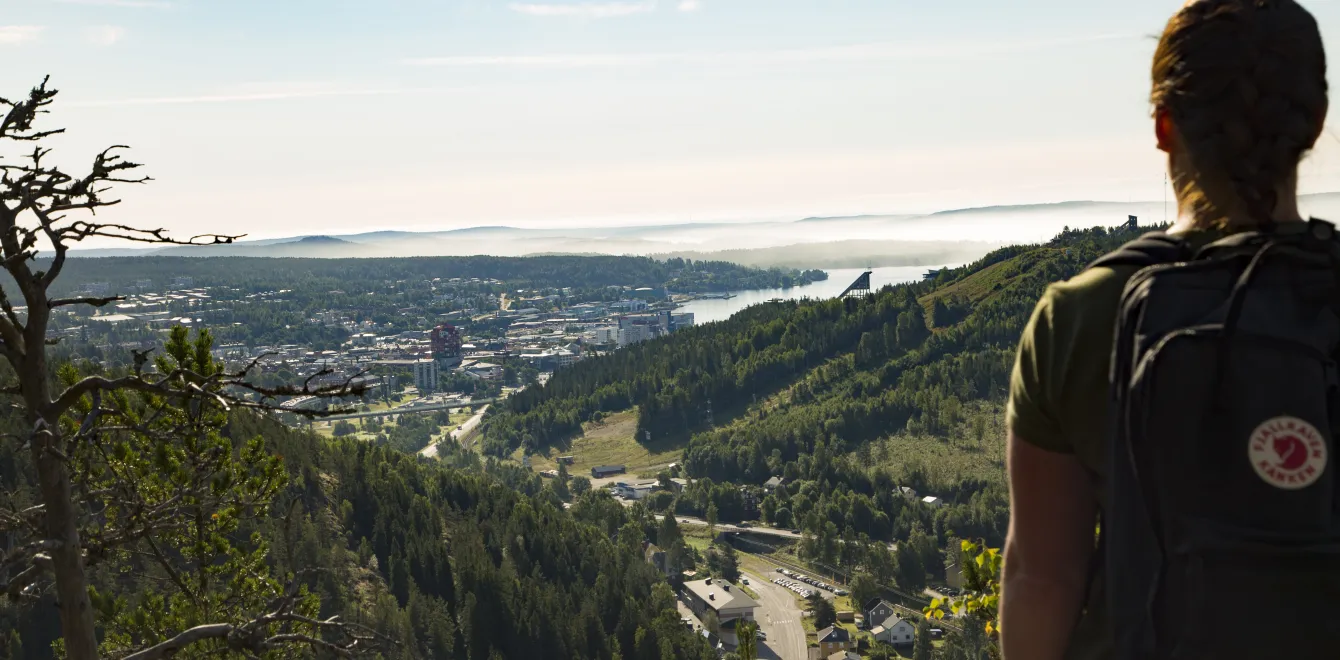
(404, 53, 661, 67)
(404, 33, 1139, 69)
(86, 25, 126, 46)
(677, 0, 700, 11)
(509, 2, 656, 18)
(65, 86, 464, 108)
(0, 26, 44, 45)
(51, 0, 172, 7)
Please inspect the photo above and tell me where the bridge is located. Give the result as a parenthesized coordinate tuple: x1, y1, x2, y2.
(315, 396, 501, 422)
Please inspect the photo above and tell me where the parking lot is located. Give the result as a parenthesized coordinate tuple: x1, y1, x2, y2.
(769, 567, 848, 601)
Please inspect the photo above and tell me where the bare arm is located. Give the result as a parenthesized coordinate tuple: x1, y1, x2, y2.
(999, 429, 1097, 660)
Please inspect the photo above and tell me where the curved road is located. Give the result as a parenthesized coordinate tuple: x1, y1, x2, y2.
(419, 404, 489, 458)
(744, 569, 807, 660)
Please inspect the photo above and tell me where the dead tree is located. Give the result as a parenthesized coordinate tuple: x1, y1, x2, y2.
(0, 78, 379, 659)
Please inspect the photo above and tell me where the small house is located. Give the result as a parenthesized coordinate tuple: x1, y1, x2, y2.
(863, 599, 897, 629)
(815, 626, 854, 656)
(921, 495, 943, 508)
(591, 464, 626, 479)
(871, 614, 916, 646)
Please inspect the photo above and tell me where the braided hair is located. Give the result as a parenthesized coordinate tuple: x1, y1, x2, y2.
(1152, 0, 1329, 229)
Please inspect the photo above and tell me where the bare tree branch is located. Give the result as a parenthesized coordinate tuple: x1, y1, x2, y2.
(118, 623, 234, 660)
(48, 295, 122, 309)
(0, 77, 389, 660)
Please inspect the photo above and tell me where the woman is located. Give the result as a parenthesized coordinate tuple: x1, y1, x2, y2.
(1000, 1, 1328, 659)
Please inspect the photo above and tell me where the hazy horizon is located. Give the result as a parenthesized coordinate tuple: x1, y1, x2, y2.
(75, 194, 1340, 269)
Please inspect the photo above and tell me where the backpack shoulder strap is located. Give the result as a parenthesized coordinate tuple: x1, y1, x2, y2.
(1088, 232, 1192, 271)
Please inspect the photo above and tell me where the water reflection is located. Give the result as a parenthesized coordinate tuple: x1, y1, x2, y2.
(675, 266, 955, 325)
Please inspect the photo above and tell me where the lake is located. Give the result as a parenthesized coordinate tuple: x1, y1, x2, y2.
(676, 265, 956, 325)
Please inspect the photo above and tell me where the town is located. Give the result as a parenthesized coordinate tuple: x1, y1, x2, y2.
(54, 272, 697, 418)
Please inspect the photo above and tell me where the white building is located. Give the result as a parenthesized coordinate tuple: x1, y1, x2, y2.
(617, 324, 654, 347)
(921, 495, 943, 508)
(463, 362, 504, 381)
(870, 615, 916, 646)
(611, 480, 659, 500)
(591, 326, 618, 344)
(553, 348, 580, 367)
(682, 578, 757, 649)
(671, 312, 695, 330)
(414, 359, 438, 393)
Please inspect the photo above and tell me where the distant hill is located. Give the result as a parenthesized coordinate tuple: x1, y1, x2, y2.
(654, 239, 1000, 270)
(65, 193, 1340, 262)
(795, 213, 920, 223)
(929, 200, 1119, 216)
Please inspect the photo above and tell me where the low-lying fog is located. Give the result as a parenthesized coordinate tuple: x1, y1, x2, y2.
(72, 194, 1340, 270)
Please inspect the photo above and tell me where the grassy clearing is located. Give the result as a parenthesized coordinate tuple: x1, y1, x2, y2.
(311, 409, 473, 447)
(523, 409, 684, 475)
(918, 247, 1059, 309)
(859, 400, 1008, 488)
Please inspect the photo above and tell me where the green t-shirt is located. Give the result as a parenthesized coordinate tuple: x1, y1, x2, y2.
(1006, 261, 1135, 660)
(1005, 228, 1237, 660)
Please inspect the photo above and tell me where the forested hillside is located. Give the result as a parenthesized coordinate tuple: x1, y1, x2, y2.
(0, 412, 716, 660)
(483, 223, 1161, 560)
(40, 255, 826, 298)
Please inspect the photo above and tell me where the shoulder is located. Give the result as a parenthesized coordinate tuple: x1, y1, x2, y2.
(1008, 264, 1139, 452)
(1025, 264, 1134, 348)
(1046, 265, 1134, 318)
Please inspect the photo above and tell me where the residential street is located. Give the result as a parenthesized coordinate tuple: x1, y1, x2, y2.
(743, 569, 808, 660)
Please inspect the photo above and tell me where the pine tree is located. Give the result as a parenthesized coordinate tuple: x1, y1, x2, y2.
(391, 556, 412, 607)
(914, 617, 934, 660)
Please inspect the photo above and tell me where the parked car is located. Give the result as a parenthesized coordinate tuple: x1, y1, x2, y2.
(742, 578, 750, 585)
(757, 631, 767, 641)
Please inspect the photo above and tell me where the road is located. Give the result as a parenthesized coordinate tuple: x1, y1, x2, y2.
(743, 569, 808, 660)
(322, 397, 500, 422)
(651, 513, 804, 543)
(419, 404, 489, 458)
(454, 404, 488, 449)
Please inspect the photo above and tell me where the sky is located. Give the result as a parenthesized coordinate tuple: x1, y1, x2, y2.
(6, 0, 1340, 244)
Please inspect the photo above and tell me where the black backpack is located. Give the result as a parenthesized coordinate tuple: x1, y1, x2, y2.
(1093, 218, 1340, 660)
